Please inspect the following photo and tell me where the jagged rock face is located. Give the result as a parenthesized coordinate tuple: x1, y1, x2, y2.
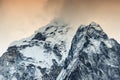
(60, 22, 120, 80)
(0, 21, 120, 80)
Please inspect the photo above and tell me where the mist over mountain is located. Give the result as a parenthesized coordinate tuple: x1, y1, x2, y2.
(0, 20, 120, 80)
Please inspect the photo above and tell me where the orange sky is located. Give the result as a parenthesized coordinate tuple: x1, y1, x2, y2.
(0, 0, 120, 56)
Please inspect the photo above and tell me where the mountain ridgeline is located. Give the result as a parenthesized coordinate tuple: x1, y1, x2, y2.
(0, 20, 120, 80)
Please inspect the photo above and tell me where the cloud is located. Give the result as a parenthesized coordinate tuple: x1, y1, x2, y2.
(43, 0, 63, 18)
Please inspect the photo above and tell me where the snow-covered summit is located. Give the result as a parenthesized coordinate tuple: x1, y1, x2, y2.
(57, 22, 120, 80)
(89, 22, 103, 31)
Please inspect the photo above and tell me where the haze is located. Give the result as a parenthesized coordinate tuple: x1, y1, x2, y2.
(0, 0, 120, 56)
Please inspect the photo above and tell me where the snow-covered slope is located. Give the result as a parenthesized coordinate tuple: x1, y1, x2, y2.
(0, 19, 73, 80)
(0, 21, 120, 80)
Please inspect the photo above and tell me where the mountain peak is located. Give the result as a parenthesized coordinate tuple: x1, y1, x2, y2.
(89, 22, 103, 31)
(57, 22, 120, 80)
(79, 22, 103, 31)
(77, 22, 108, 40)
